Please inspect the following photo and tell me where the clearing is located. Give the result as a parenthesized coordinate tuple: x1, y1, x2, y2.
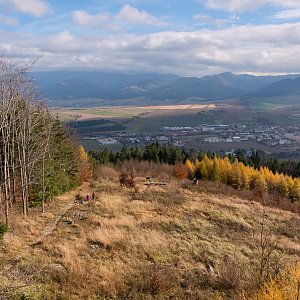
(1, 176, 300, 299)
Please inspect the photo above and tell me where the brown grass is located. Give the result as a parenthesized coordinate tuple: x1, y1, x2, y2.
(120, 160, 174, 180)
(0, 176, 300, 299)
(187, 180, 300, 215)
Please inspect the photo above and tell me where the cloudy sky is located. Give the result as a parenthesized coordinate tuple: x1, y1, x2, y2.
(1, 0, 300, 76)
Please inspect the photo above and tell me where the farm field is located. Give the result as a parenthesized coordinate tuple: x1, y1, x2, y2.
(52, 103, 217, 122)
(54, 102, 300, 133)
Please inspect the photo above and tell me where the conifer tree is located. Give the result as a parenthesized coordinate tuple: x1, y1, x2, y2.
(289, 179, 300, 202)
(197, 160, 208, 180)
(277, 174, 289, 198)
(211, 157, 220, 182)
(252, 172, 267, 192)
(78, 145, 93, 183)
(185, 159, 196, 179)
(229, 160, 243, 189)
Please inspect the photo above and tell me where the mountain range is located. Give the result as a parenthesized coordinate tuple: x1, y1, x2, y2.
(30, 71, 300, 107)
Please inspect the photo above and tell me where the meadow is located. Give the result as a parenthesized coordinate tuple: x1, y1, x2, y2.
(1, 164, 300, 299)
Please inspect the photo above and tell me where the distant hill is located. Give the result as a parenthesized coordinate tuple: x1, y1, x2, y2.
(30, 71, 300, 107)
(143, 72, 300, 101)
(31, 71, 179, 100)
(243, 76, 300, 98)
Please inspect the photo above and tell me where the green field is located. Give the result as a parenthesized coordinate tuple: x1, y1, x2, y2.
(80, 140, 101, 152)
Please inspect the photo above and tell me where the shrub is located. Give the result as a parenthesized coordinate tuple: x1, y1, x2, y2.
(119, 171, 139, 193)
(0, 222, 8, 242)
(173, 162, 188, 179)
(98, 165, 119, 181)
(75, 192, 84, 201)
(251, 263, 300, 300)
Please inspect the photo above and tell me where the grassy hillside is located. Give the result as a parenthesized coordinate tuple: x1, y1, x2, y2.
(1, 170, 300, 299)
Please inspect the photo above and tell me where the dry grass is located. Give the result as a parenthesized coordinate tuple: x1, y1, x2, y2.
(119, 160, 174, 180)
(0, 177, 300, 299)
(53, 104, 217, 122)
(187, 180, 300, 215)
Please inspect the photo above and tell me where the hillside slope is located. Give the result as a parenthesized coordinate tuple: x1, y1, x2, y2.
(1, 176, 300, 299)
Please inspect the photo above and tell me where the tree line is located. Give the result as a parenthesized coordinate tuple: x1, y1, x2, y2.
(89, 143, 300, 178)
(89, 142, 187, 166)
(184, 156, 300, 202)
(0, 58, 91, 225)
(90, 143, 300, 202)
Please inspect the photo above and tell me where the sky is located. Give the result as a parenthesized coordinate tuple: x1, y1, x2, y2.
(1, 0, 300, 76)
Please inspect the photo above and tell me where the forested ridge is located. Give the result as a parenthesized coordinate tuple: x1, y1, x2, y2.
(0, 59, 91, 226)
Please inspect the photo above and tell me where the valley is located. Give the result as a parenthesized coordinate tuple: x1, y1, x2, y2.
(52, 102, 300, 157)
(44, 70, 300, 157)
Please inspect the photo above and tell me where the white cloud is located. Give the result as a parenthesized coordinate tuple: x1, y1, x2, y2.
(117, 4, 167, 26)
(71, 5, 167, 29)
(72, 10, 110, 28)
(202, 0, 265, 12)
(53, 31, 74, 44)
(6, 0, 50, 17)
(202, 0, 300, 12)
(0, 15, 19, 27)
(1, 22, 300, 76)
(273, 9, 300, 19)
(193, 14, 223, 26)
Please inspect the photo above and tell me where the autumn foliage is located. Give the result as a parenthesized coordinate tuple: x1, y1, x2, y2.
(78, 145, 93, 182)
(182, 155, 300, 202)
(173, 162, 188, 179)
(251, 263, 300, 300)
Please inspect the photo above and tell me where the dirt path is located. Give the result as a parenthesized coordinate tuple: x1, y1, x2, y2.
(10, 184, 89, 262)
(31, 202, 75, 246)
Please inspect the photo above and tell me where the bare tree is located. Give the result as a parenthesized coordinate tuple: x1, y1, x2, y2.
(252, 210, 284, 284)
(0, 57, 53, 224)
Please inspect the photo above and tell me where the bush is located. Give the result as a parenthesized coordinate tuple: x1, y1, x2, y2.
(120, 160, 173, 179)
(173, 162, 188, 179)
(119, 171, 139, 193)
(0, 222, 8, 242)
(98, 165, 119, 181)
(251, 263, 300, 300)
(75, 192, 84, 201)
